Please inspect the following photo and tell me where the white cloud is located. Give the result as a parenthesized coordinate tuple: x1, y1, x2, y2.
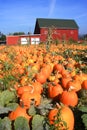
(75, 13, 87, 19)
(48, 0, 56, 17)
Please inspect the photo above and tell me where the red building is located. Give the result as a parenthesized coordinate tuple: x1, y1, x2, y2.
(6, 18, 79, 45)
(6, 34, 40, 45)
(34, 18, 79, 42)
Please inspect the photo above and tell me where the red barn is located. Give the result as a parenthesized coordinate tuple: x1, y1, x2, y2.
(34, 18, 79, 42)
(6, 18, 79, 45)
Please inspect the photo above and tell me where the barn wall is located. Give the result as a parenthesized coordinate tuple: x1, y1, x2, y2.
(40, 28, 48, 42)
(54, 29, 78, 41)
(6, 36, 20, 45)
(40, 28, 78, 42)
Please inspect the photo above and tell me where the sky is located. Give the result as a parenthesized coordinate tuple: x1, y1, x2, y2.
(0, 0, 87, 35)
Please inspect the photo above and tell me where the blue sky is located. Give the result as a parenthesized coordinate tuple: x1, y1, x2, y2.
(0, 0, 87, 35)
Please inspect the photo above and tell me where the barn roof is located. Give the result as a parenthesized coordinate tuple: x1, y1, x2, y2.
(36, 18, 79, 29)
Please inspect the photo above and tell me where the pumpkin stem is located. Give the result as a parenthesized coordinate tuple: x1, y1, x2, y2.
(56, 103, 61, 109)
(29, 84, 34, 93)
(68, 85, 75, 91)
(20, 99, 25, 108)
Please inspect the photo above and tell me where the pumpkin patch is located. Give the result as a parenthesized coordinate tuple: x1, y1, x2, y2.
(0, 43, 87, 130)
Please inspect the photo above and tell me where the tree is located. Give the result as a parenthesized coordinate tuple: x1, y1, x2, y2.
(13, 32, 25, 35)
(0, 33, 6, 41)
(84, 34, 87, 40)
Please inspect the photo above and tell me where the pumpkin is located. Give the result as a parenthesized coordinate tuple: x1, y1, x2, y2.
(9, 105, 31, 121)
(48, 105, 74, 130)
(48, 83, 63, 99)
(61, 68, 71, 78)
(53, 63, 64, 73)
(61, 77, 72, 89)
(73, 73, 87, 84)
(41, 64, 53, 78)
(31, 63, 40, 72)
(48, 75, 56, 82)
(32, 81, 43, 94)
(81, 80, 87, 90)
(20, 91, 41, 109)
(35, 71, 47, 84)
(17, 85, 33, 97)
(66, 79, 81, 92)
(59, 90, 78, 107)
(20, 76, 28, 86)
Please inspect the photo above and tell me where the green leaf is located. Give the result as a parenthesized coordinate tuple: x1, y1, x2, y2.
(81, 114, 87, 129)
(32, 114, 45, 130)
(0, 90, 16, 106)
(36, 98, 53, 116)
(14, 116, 30, 130)
(0, 75, 17, 90)
(0, 117, 12, 130)
(28, 105, 36, 116)
(78, 106, 87, 113)
(37, 98, 52, 109)
(0, 106, 12, 114)
(3, 61, 13, 71)
(0, 103, 18, 114)
(62, 120, 68, 129)
(7, 103, 18, 110)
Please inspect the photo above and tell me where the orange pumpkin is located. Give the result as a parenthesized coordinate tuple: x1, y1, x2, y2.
(20, 76, 28, 86)
(48, 108, 58, 125)
(41, 64, 53, 78)
(9, 105, 31, 121)
(48, 105, 74, 130)
(48, 83, 63, 99)
(35, 72, 47, 84)
(61, 77, 72, 89)
(32, 81, 43, 94)
(17, 85, 33, 97)
(66, 79, 81, 92)
(20, 91, 41, 109)
(61, 68, 71, 78)
(53, 63, 64, 73)
(60, 90, 78, 107)
(81, 80, 87, 90)
(73, 73, 87, 84)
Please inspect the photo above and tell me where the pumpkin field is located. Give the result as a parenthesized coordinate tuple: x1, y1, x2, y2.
(0, 42, 87, 130)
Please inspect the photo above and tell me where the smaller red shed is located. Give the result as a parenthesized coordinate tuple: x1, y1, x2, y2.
(6, 34, 41, 45)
